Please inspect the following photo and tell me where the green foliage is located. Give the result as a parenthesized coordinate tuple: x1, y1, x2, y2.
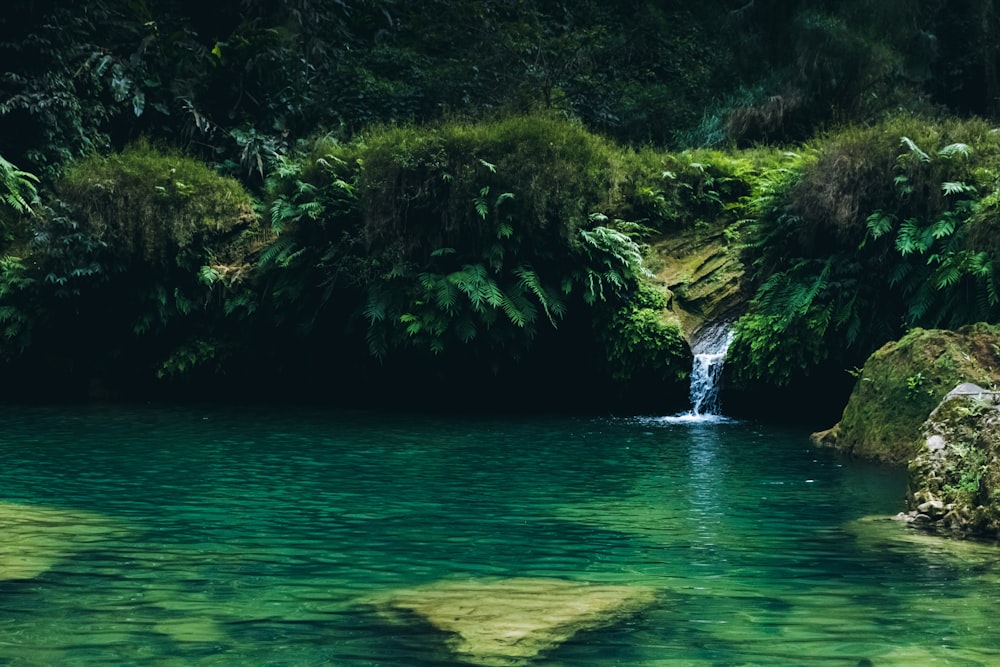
(0, 155, 39, 251)
(601, 283, 688, 383)
(0, 156, 39, 217)
(0, 255, 35, 352)
(258, 115, 658, 362)
(56, 140, 256, 267)
(905, 371, 926, 398)
(156, 338, 220, 379)
(625, 148, 758, 233)
(732, 116, 1000, 387)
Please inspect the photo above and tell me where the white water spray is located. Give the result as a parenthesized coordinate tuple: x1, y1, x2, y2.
(661, 322, 733, 423)
(688, 323, 733, 417)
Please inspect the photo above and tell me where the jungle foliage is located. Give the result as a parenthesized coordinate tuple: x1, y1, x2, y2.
(1, 1, 1000, 408)
(252, 115, 702, 390)
(730, 116, 1000, 388)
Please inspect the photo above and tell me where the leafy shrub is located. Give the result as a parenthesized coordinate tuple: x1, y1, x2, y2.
(261, 115, 660, 362)
(732, 115, 1000, 387)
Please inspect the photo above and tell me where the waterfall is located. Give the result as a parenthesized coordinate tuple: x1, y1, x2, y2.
(663, 321, 733, 423)
(688, 323, 733, 417)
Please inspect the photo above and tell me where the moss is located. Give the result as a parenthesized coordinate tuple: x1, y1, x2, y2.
(57, 140, 257, 267)
(646, 217, 745, 340)
(601, 282, 690, 383)
(824, 324, 1000, 463)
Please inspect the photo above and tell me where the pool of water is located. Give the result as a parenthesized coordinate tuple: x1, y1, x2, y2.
(0, 405, 996, 666)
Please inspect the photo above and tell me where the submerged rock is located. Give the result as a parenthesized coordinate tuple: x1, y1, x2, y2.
(0, 500, 127, 580)
(845, 514, 1000, 563)
(369, 577, 658, 666)
(812, 323, 1000, 463)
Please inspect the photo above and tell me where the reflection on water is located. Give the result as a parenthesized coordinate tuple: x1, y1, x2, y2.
(0, 406, 995, 665)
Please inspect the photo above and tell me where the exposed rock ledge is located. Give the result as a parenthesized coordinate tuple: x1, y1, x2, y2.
(646, 219, 745, 344)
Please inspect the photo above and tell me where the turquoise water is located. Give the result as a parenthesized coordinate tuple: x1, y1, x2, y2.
(0, 405, 997, 666)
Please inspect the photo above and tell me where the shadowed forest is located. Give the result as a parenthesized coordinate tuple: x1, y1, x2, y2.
(1, 0, 999, 417)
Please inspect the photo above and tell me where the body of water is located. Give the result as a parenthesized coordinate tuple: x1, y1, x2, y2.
(0, 405, 996, 666)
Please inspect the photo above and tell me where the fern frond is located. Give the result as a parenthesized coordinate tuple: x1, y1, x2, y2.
(866, 211, 894, 239)
(473, 187, 490, 219)
(895, 218, 931, 255)
(942, 181, 976, 196)
(930, 215, 956, 239)
(257, 235, 300, 267)
(500, 290, 535, 328)
(455, 318, 478, 343)
(0, 155, 39, 215)
(938, 143, 972, 160)
(363, 288, 390, 323)
(932, 261, 962, 289)
(431, 274, 459, 314)
(495, 192, 514, 206)
(514, 266, 565, 326)
(198, 265, 222, 286)
(900, 136, 930, 163)
(907, 285, 935, 324)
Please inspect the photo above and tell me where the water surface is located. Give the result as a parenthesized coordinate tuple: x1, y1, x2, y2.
(0, 405, 996, 666)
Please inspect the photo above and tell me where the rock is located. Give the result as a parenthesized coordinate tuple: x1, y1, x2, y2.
(812, 323, 1000, 463)
(903, 385, 1000, 537)
(0, 500, 127, 580)
(368, 577, 658, 666)
(916, 500, 945, 515)
(646, 219, 745, 343)
(947, 382, 991, 397)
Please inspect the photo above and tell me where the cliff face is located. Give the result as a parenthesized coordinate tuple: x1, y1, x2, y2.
(646, 219, 745, 344)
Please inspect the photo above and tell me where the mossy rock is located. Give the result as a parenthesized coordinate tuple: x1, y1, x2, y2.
(815, 323, 1000, 463)
(904, 387, 1000, 537)
(646, 218, 745, 341)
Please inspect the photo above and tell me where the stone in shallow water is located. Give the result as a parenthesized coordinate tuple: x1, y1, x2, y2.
(370, 577, 658, 666)
(0, 500, 126, 581)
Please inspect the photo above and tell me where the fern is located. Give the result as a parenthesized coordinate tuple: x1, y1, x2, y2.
(938, 143, 972, 160)
(896, 218, 933, 255)
(932, 260, 962, 289)
(514, 266, 565, 326)
(257, 235, 300, 267)
(942, 181, 976, 196)
(473, 186, 490, 220)
(0, 156, 39, 216)
(363, 287, 390, 323)
(198, 264, 222, 286)
(900, 136, 930, 163)
(866, 211, 894, 239)
(454, 318, 478, 343)
(500, 290, 534, 328)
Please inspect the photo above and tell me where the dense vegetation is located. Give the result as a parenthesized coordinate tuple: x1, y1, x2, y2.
(1, 1, 999, 413)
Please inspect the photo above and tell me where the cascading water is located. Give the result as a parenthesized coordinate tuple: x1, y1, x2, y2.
(688, 323, 733, 417)
(663, 321, 733, 423)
